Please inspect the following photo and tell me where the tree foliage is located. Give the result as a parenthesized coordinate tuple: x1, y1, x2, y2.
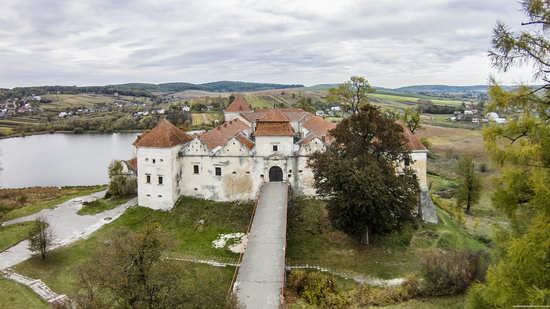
(402, 108, 422, 133)
(73, 224, 192, 308)
(327, 76, 375, 114)
(308, 104, 420, 243)
(467, 1, 550, 307)
(27, 217, 54, 259)
(108, 160, 137, 196)
(455, 156, 482, 214)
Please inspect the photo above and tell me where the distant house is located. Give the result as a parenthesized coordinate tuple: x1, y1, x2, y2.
(182, 105, 191, 112)
(32, 96, 41, 101)
(315, 110, 325, 116)
(486, 112, 507, 124)
(330, 106, 341, 112)
(58, 112, 68, 118)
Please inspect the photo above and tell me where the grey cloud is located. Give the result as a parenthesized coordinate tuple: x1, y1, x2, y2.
(0, 0, 532, 88)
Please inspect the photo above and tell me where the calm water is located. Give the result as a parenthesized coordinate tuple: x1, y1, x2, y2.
(0, 133, 139, 188)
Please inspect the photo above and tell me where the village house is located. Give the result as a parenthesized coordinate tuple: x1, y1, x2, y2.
(129, 96, 429, 212)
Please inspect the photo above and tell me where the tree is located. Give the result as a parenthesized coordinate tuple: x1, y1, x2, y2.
(455, 156, 481, 214)
(28, 217, 54, 259)
(108, 160, 136, 196)
(402, 107, 422, 133)
(327, 76, 375, 114)
(298, 97, 315, 113)
(308, 104, 420, 245)
(466, 1, 550, 307)
(73, 224, 191, 308)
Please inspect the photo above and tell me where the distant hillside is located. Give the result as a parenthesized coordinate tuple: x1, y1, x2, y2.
(109, 81, 304, 93)
(394, 85, 490, 94)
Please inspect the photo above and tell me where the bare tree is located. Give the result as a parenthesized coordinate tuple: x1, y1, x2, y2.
(28, 217, 55, 259)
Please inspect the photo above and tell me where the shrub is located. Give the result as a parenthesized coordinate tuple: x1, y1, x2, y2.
(287, 270, 336, 306)
(419, 249, 489, 296)
(431, 194, 464, 224)
(478, 163, 488, 173)
(73, 127, 84, 134)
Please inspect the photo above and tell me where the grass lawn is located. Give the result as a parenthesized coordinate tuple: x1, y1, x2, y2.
(379, 295, 464, 309)
(77, 195, 134, 215)
(0, 222, 35, 251)
(0, 278, 48, 309)
(286, 198, 488, 279)
(0, 186, 105, 222)
(14, 196, 253, 306)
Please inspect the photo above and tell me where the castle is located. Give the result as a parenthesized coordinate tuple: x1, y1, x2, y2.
(128, 96, 428, 210)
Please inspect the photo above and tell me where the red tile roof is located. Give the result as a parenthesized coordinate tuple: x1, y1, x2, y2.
(254, 122, 295, 136)
(236, 133, 254, 150)
(225, 95, 252, 113)
(240, 108, 308, 123)
(260, 109, 289, 122)
(125, 157, 138, 173)
(199, 118, 250, 149)
(302, 115, 337, 137)
(399, 123, 427, 151)
(133, 120, 192, 148)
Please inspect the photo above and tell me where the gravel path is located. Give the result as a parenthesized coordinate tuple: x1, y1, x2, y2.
(0, 191, 136, 270)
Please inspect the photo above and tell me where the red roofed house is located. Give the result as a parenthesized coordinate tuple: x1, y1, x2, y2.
(131, 96, 429, 212)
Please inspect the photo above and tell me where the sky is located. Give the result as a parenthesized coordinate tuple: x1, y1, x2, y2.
(0, 0, 539, 88)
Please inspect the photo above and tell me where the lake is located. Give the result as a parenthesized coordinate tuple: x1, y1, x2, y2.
(0, 133, 140, 188)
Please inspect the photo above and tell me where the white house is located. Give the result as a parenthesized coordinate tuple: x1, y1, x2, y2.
(131, 97, 429, 211)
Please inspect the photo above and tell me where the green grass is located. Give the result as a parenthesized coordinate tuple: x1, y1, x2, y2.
(1, 186, 105, 222)
(14, 197, 253, 299)
(0, 278, 47, 309)
(286, 198, 488, 279)
(77, 195, 134, 215)
(379, 295, 464, 309)
(243, 93, 276, 108)
(370, 93, 464, 106)
(0, 222, 35, 251)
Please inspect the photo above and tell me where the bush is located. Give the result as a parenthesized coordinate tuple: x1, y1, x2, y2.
(478, 163, 488, 173)
(287, 270, 336, 306)
(73, 127, 84, 134)
(431, 194, 464, 224)
(419, 249, 489, 296)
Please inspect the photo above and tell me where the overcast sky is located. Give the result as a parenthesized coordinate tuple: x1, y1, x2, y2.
(0, 0, 538, 88)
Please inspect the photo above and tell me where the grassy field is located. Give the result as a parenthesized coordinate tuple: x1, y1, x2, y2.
(416, 124, 507, 241)
(0, 186, 105, 222)
(286, 198, 487, 280)
(41, 94, 151, 110)
(77, 195, 134, 215)
(0, 278, 47, 309)
(14, 196, 254, 306)
(370, 93, 464, 106)
(0, 222, 35, 251)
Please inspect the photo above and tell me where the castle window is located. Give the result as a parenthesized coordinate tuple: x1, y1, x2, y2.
(289, 169, 292, 173)
(160, 159, 163, 162)
(146, 174, 151, 184)
(145, 158, 148, 162)
(158, 176, 163, 185)
(158, 195, 162, 198)
(273, 145, 278, 151)
(215, 167, 222, 176)
(152, 159, 156, 164)
(193, 165, 200, 174)
(405, 158, 411, 166)
(146, 194, 151, 197)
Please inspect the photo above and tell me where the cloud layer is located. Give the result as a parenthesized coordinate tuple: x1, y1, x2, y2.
(0, 0, 535, 88)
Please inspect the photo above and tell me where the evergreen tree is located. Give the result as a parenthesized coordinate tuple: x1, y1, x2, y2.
(466, 1, 550, 307)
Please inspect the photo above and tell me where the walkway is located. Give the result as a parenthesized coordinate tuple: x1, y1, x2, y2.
(0, 191, 136, 270)
(234, 182, 288, 309)
(1, 268, 70, 306)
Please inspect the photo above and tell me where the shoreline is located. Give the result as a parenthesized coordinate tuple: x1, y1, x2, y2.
(0, 129, 143, 140)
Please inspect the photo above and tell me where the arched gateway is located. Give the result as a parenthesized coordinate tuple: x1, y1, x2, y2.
(268, 166, 283, 182)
